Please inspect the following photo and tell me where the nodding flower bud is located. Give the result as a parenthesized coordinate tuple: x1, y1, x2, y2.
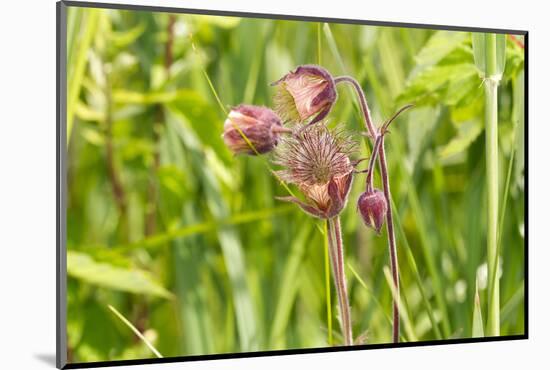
(357, 189, 387, 234)
(272, 64, 337, 125)
(223, 105, 286, 155)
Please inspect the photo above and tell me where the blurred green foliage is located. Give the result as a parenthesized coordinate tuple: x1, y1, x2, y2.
(66, 6, 525, 363)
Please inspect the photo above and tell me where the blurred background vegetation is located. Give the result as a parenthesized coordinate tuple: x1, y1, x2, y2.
(65, 5, 525, 363)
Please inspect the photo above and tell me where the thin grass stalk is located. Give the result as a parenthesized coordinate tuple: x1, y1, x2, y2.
(327, 217, 353, 345)
(108, 305, 163, 358)
(484, 34, 500, 337)
(334, 76, 400, 343)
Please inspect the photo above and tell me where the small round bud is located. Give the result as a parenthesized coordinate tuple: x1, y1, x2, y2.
(357, 189, 387, 234)
(272, 64, 337, 124)
(223, 105, 284, 155)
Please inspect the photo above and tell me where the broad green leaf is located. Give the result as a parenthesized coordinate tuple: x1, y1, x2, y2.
(443, 70, 479, 105)
(67, 251, 173, 299)
(438, 120, 483, 160)
(411, 31, 469, 77)
(472, 282, 484, 337)
(398, 63, 478, 106)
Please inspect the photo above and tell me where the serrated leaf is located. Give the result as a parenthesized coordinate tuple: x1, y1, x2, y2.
(443, 70, 479, 105)
(411, 31, 469, 77)
(67, 251, 173, 299)
(438, 121, 483, 159)
(472, 281, 484, 337)
(398, 63, 478, 106)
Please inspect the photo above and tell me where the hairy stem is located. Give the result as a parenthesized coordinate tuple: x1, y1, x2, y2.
(364, 134, 383, 193)
(333, 76, 376, 137)
(327, 217, 353, 345)
(378, 140, 400, 342)
(335, 76, 400, 343)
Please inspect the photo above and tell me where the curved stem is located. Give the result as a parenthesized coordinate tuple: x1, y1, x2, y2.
(333, 76, 376, 137)
(365, 134, 383, 193)
(327, 217, 353, 345)
(363, 105, 414, 193)
(335, 76, 400, 343)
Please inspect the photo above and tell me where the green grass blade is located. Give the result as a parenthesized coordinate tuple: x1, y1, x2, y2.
(390, 197, 443, 340)
(67, 9, 100, 144)
(323, 23, 347, 73)
(108, 305, 163, 358)
(391, 131, 451, 337)
(472, 32, 502, 336)
(500, 283, 524, 325)
(472, 282, 484, 338)
(348, 263, 394, 329)
(108, 206, 292, 253)
(383, 266, 417, 342)
(269, 224, 314, 347)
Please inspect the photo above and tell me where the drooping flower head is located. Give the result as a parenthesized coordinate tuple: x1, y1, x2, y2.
(274, 123, 356, 219)
(357, 189, 387, 234)
(223, 104, 287, 155)
(272, 65, 337, 126)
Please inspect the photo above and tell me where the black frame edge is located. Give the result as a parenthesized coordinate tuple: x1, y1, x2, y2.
(63, 335, 528, 369)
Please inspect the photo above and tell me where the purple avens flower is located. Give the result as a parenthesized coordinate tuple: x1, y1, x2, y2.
(274, 123, 356, 219)
(272, 65, 337, 126)
(357, 189, 387, 234)
(223, 104, 289, 155)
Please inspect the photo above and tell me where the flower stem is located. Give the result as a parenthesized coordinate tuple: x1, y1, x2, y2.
(333, 76, 376, 137)
(327, 217, 353, 345)
(365, 134, 383, 193)
(378, 140, 400, 343)
(335, 76, 401, 343)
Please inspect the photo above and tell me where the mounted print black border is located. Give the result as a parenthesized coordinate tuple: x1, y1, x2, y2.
(56, 1, 529, 369)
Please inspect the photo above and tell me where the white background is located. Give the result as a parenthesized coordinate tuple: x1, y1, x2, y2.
(0, 0, 546, 368)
